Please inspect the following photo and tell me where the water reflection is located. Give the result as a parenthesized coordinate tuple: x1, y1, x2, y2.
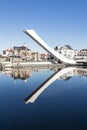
(23, 66, 87, 104)
(0, 66, 53, 82)
(24, 67, 76, 103)
(0, 66, 87, 104)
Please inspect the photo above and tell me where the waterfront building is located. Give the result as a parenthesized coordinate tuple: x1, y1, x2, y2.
(2, 44, 49, 62)
(2, 45, 32, 62)
(13, 45, 32, 61)
(77, 49, 87, 59)
(2, 48, 13, 57)
(31, 52, 41, 61)
(41, 53, 48, 61)
(54, 45, 78, 60)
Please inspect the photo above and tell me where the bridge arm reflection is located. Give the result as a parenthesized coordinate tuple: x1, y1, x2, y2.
(24, 67, 76, 104)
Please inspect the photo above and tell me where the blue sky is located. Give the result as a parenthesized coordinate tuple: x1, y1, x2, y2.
(0, 0, 87, 53)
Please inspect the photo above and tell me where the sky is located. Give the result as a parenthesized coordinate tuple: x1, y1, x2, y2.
(0, 0, 87, 53)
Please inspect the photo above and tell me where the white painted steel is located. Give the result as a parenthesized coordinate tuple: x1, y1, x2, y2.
(24, 29, 76, 64)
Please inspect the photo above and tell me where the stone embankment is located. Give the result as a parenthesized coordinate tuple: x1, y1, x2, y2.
(0, 61, 65, 69)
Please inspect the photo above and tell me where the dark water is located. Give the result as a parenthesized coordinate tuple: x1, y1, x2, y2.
(0, 66, 87, 130)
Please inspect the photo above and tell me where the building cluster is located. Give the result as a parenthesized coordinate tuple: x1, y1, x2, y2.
(53, 45, 87, 60)
(1, 44, 87, 63)
(2, 44, 48, 62)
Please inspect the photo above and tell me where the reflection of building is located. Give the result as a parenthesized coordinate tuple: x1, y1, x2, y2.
(59, 69, 77, 80)
(11, 68, 32, 81)
(58, 68, 87, 80)
(0, 68, 32, 82)
(0, 66, 54, 81)
(76, 69, 87, 76)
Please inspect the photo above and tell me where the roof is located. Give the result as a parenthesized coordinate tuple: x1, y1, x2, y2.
(14, 46, 31, 51)
(54, 45, 73, 50)
(64, 45, 73, 50)
(54, 46, 62, 50)
(80, 49, 87, 51)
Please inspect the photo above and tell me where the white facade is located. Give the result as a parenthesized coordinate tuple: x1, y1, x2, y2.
(77, 49, 87, 59)
(2, 49, 13, 57)
(54, 45, 78, 60)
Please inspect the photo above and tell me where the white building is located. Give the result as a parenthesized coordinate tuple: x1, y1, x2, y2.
(2, 48, 13, 57)
(77, 49, 87, 59)
(54, 45, 78, 60)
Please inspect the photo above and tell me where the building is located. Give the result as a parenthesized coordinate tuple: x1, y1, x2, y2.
(13, 45, 32, 61)
(54, 45, 78, 60)
(2, 44, 50, 62)
(2, 45, 32, 62)
(2, 48, 13, 57)
(41, 53, 48, 61)
(77, 49, 87, 59)
(31, 52, 41, 61)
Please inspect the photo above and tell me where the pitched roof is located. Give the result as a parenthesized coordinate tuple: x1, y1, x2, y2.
(64, 45, 73, 50)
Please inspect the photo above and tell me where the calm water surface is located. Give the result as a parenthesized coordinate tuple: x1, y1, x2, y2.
(0, 66, 87, 130)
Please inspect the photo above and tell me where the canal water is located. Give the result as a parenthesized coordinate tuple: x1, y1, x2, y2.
(0, 66, 87, 130)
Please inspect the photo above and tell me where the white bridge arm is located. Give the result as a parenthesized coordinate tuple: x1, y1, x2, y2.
(24, 29, 76, 64)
